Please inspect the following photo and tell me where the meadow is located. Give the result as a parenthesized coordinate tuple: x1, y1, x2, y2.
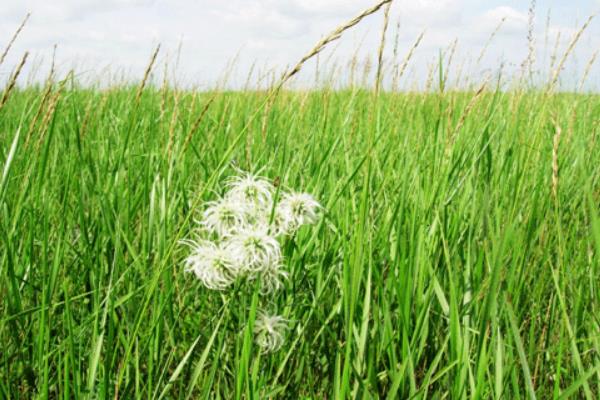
(1, 4, 600, 400)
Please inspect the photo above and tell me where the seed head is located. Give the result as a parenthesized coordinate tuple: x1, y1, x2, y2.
(202, 197, 249, 237)
(225, 172, 274, 211)
(225, 225, 281, 273)
(254, 261, 288, 294)
(184, 240, 241, 290)
(254, 313, 288, 353)
(275, 192, 322, 235)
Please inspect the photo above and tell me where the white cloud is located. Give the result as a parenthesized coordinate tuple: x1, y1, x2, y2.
(0, 0, 597, 89)
(478, 6, 528, 34)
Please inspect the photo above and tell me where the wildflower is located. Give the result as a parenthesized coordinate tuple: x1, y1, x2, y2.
(275, 192, 321, 234)
(225, 172, 274, 211)
(269, 208, 292, 237)
(202, 197, 249, 236)
(253, 261, 288, 294)
(225, 225, 281, 272)
(254, 313, 288, 353)
(184, 240, 241, 290)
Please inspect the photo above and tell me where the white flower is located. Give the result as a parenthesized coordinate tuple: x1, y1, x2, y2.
(254, 313, 288, 353)
(225, 172, 274, 211)
(225, 225, 281, 273)
(184, 240, 241, 290)
(253, 262, 288, 294)
(275, 192, 322, 235)
(269, 208, 292, 237)
(202, 197, 249, 237)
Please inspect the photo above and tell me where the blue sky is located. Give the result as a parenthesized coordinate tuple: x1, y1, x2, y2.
(0, 0, 598, 89)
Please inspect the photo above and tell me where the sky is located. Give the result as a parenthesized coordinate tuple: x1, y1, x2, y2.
(0, 0, 599, 90)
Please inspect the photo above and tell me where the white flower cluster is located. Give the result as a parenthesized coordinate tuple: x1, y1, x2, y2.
(184, 170, 322, 352)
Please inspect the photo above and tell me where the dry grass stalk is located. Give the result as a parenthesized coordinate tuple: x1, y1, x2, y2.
(548, 14, 596, 91)
(91, 90, 111, 135)
(477, 17, 506, 64)
(361, 56, 372, 88)
(24, 84, 54, 147)
(391, 19, 400, 60)
(38, 44, 58, 88)
(324, 60, 341, 87)
(396, 30, 425, 87)
(167, 90, 181, 160)
(243, 61, 257, 91)
(543, 9, 551, 59)
(258, 1, 392, 144)
(578, 50, 598, 92)
(23, 60, 61, 146)
(347, 39, 367, 87)
(0, 51, 29, 112)
(375, 1, 393, 96)
(425, 59, 436, 92)
(216, 50, 241, 90)
(35, 76, 70, 151)
(323, 39, 343, 70)
(447, 80, 488, 149)
(279, 0, 393, 88)
(254, 67, 275, 91)
(566, 103, 578, 143)
(349, 53, 359, 87)
(442, 39, 458, 91)
(78, 96, 96, 140)
(260, 95, 274, 141)
(213, 0, 394, 158)
(0, 13, 30, 67)
(245, 111, 254, 165)
(25, 56, 43, 86)
(135, 44, 161, 104)
(160, 57, 170, 119)
(453, 59, 466, 88)
(187, 90, 198, 119)
(551, 120, 562, 200)
(549, 31, 561, 72)
(181, 94, 216, 155)
(390, 19, 401, 90)
(521, 0, 537, 81)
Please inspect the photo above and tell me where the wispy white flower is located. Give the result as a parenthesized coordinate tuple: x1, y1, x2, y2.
(184, 240, 241, 290)
(202, 197, 249, 236)
(253, 262, 288, 294)
(225, 225, 281, 272)
(275, 192, 322, 235)
(268, 209, 289, 237)
(254, 313, 288, 353)
(225, 172, 274, 211)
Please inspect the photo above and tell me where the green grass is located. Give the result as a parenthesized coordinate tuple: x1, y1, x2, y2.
(1, 83, 599, 398)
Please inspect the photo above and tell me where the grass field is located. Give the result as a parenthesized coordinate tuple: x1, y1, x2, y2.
(1, 8, 600, 397)
(1, 80, 599, 398)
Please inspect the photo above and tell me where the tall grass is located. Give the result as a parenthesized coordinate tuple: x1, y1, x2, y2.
(1, 4, 600, 399)
(1, 82, 599, 398)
